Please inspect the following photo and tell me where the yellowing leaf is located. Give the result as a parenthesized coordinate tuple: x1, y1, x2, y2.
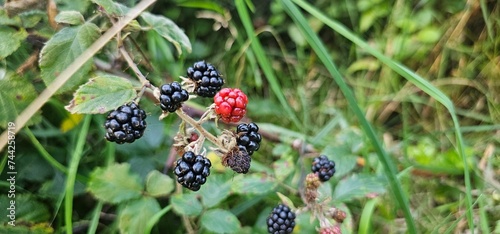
(60, 113, 84, 133)
(207, 151, 226, 172)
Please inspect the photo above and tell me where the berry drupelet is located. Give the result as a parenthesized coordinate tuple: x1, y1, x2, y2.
(186, 61, 224, 98)
(214, 88, 248, 123)
(311, 155, 336, 182)
(174, 151, 211, 191)
(236, 122, 261, 155)
(266, 204, 296, 234)
(159, 82, 189, 113)
(104, 102, 147, 144)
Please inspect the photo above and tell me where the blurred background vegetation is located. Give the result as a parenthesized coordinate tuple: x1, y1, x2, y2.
(0, 0, 499, 233)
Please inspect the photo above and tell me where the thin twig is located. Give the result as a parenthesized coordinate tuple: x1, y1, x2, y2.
(175, 109, 224, 150)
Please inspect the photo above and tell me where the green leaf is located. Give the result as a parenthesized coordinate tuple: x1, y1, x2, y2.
(140, 12, 192, 55)
(177, 1, 226, 15)
(276, 192, 296, 210)
(145, 170, 174, 197)
(171, 193, 202, 216)
(0, 92, 17, 127)
(91, 0, 129, 16)
(57, 0, 91, 12)
(198, 174, 231, 208)
(39, 22, 101, 93)
(321, 146, 357, 178)
(231, 173, 276, 194)
(0, 9, 21, 26)
(0, 26, 27, 59)
(19, 10, 45, 28)
(0, 223, 54, 234)
(332, 174, 387, 202)
(87, 163, 143, 204)
(55, 11, 85, 25)
(64, 74, 136, 114)
(0, 194, 50, 223)
(200, 209, 241, 233)
(272, 157, 294, 181)
(0, 74, 39, 127)
(119, 197, 160, 234)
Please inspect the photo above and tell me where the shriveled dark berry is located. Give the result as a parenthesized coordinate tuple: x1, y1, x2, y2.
(311, 155, 336, 182)
(266, 204, 296, 234)
(174, 151, 211, 191)
(222, 147, 251, 174)
(186, 61, 224, 98)
(159, 82, 189, 113)
(104, 102, 147, 144)
(236, 122, 261, 155)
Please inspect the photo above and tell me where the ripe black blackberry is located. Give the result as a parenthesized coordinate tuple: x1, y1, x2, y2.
(174, 151, 211, 191)
(266, 204, 296, 234)
(159, 82, 189, 112)
(186, 61, 224, 97)
(236, 122, 261, 155)
(104, 102, 147, 144)
(311, 155, 336, 182)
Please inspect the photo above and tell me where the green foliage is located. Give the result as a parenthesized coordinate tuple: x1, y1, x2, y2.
(87, 163, 143, 204)
(65, 75, 136, 114)
(201, 209, 241, 233)
(1, 0, 497, 233)
(39, 22, 101, 93)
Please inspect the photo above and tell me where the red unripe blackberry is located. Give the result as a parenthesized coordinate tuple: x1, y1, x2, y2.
(266, 204, 296, 234)
(213, 88, 248, 123)
(174, 151, 211, 191)
(236, 122, 261, 155)
(159, 82, 189, 113)
(311, 155, 336, 182)
(186, 61, 224, 97)
(104, 102, 147, 144)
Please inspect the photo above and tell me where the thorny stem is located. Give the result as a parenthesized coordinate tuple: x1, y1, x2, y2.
(175, 109, 226, 151)
(119, 46, 152, 88)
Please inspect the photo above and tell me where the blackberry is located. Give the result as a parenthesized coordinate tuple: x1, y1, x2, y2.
(266, 204, 296, 234)
(159, 82, 189, 113)
(174, 151, 211, 191)
(186, 61, 224, 97)
(311, 155, 336, 182)
(236, 122, 261, 155)
(222, 147, 251, 174)
(104, 102, 147, 144)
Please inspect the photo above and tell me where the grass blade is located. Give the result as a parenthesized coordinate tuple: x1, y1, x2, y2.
(235, 0, 302, 129)
(65, 115, 92, 234)
(291, 0, 473, 231)
(280, 0, 417, 232)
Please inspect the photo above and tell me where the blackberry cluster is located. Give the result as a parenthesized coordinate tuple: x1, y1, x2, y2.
(266, 204, 296, 234)
(186, 61, 224, 97)
(159, 82, 189, 113)
(174, 151, 211, 191)
(236, 123, 261, 155)
(104, 102, 147, 144)
(311, 155, 336, 182)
